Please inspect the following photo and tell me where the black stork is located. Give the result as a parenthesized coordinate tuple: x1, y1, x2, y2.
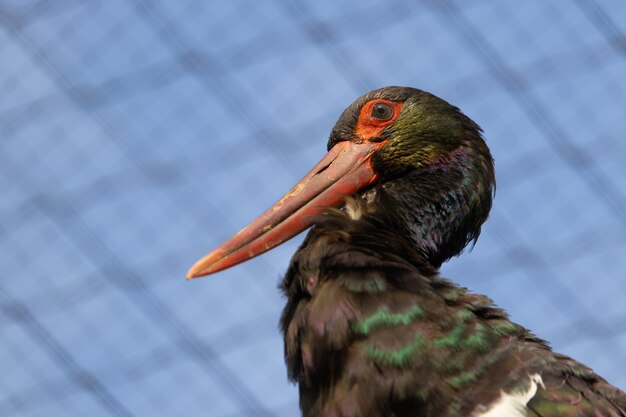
(187, 87, 626, 417)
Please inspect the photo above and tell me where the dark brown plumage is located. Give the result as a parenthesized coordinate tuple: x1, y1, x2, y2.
(189, 87, 626, 417)
(280, 200, 626, 416)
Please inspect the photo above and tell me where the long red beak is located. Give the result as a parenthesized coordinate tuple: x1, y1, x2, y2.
(186, 140, 386, 279)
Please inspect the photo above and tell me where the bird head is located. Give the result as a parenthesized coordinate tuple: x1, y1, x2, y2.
(187, 86, 495, 278)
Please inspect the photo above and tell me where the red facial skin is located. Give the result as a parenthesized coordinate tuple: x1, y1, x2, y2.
(355, 99, 404, 139)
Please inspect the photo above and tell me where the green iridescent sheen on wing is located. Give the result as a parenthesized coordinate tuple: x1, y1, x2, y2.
(366, 334, 425, 367)
(492, 320, 523, 336)
(448, 369, 482, 389)
(352, 304, 424, 335)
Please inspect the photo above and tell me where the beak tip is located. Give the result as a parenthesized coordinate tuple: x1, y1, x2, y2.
(186, 265, 206, 280)
(186, 251, 221, 280)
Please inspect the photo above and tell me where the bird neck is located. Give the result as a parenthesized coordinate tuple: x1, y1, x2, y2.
(372, 151, 490, 268)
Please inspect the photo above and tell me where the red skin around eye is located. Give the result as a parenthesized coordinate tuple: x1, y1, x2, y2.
(355, 100, 404, 140)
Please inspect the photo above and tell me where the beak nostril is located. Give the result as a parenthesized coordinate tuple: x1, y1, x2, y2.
(315, 162, 331, 175)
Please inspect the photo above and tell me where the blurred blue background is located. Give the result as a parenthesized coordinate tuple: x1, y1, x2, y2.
(2, 1, 626, 416)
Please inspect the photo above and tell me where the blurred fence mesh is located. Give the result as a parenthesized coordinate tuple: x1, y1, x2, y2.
(2, 1, 626, 416)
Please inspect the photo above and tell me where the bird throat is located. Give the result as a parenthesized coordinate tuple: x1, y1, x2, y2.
(370, 162, 480, 269)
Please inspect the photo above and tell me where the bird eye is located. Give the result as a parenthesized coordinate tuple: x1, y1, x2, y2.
(371, 103, 393, 121)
